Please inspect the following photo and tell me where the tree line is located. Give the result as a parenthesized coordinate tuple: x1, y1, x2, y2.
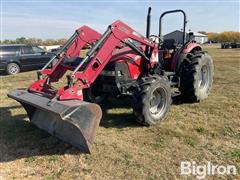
(1, 31, 240, 45)
(198, 31, 240, 43)
(0, 37, 67, 46)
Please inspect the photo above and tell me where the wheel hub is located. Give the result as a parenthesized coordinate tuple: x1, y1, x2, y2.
(149, 87, 167, 118)
(9, 64, 19, 74)
(199, 64, 210, 92)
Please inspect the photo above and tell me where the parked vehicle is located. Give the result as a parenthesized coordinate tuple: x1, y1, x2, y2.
(50, 46, 62, 53)
(221, 42, 240, 49)
(0, 44, 54, 75)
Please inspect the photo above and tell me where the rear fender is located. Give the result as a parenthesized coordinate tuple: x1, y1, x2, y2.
(182, 42, 202, 54)
(171, 42, 202, 71)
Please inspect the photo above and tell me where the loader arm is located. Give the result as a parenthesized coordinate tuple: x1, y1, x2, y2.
(28, 26, 102, 95)
(41, 25, 102, 77)
(46, 20, 159, 101)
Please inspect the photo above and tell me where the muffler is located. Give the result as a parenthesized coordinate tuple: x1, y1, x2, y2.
(7, 89, 102, 153)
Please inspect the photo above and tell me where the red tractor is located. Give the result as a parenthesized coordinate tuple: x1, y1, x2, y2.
(8, 8, 214, 153)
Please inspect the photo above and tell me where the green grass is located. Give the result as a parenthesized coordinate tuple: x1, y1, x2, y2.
(0, 45, 239, 179)
(227, 150, 240, 159)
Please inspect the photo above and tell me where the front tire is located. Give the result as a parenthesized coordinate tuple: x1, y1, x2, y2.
(132, 76, 172, 126)
(180, 52, 214, 101)
(6, 63, 20, 75)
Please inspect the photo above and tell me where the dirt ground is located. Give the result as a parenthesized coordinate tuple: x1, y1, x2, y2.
(0, 45, 239, 179)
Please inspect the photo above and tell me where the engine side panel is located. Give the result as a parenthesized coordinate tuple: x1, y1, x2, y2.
(110, 47, 143, 80)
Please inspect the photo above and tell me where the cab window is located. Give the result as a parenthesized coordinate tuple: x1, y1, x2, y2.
(32, 46, 45, 54)
(21, 46, 34, 55)
(0, 46, 19, 57)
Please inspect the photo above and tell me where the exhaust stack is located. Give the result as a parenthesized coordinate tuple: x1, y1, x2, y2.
(146, 7, 151, 38)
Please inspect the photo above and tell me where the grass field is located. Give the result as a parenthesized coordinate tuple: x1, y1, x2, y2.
(0, 45, 239, 179)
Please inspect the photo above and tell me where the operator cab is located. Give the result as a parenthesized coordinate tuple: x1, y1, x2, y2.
(146, 8, 187, 71)
(161, 39, 177, 50)
(159, 39, 178, 70)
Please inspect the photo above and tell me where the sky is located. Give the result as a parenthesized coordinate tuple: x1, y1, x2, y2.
(1, 0, 240, 40)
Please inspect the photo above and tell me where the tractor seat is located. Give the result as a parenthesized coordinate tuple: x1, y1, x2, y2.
(161, 39, 177, 50)
(63, 56, 92, 71)
(63, 57, 83, 66)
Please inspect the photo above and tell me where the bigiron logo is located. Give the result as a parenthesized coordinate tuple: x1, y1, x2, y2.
(180, 161, 237, 179)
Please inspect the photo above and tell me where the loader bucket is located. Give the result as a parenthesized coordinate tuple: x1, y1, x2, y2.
(7, 89, 102, 153)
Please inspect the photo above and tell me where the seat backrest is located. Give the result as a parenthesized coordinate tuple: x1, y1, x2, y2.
(63, 57, 83, 66)
(161, 39, 177, 50)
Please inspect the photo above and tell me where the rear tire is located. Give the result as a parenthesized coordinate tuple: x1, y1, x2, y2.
(6, 63, 20, 75)
(179, 52, 214, 101)
(132, 76, 172, 126)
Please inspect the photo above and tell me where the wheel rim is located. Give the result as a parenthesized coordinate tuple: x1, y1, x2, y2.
(149, 87, 167, 119)
(199, 64, 210, 92)
(8, 64, 19, 74)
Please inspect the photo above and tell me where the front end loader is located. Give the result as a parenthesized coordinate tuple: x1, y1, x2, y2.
(8, 25, 104, 153)
(8, 7, 213, 152)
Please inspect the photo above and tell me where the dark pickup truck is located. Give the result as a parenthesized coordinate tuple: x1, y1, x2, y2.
(0, 44, 54, 75)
